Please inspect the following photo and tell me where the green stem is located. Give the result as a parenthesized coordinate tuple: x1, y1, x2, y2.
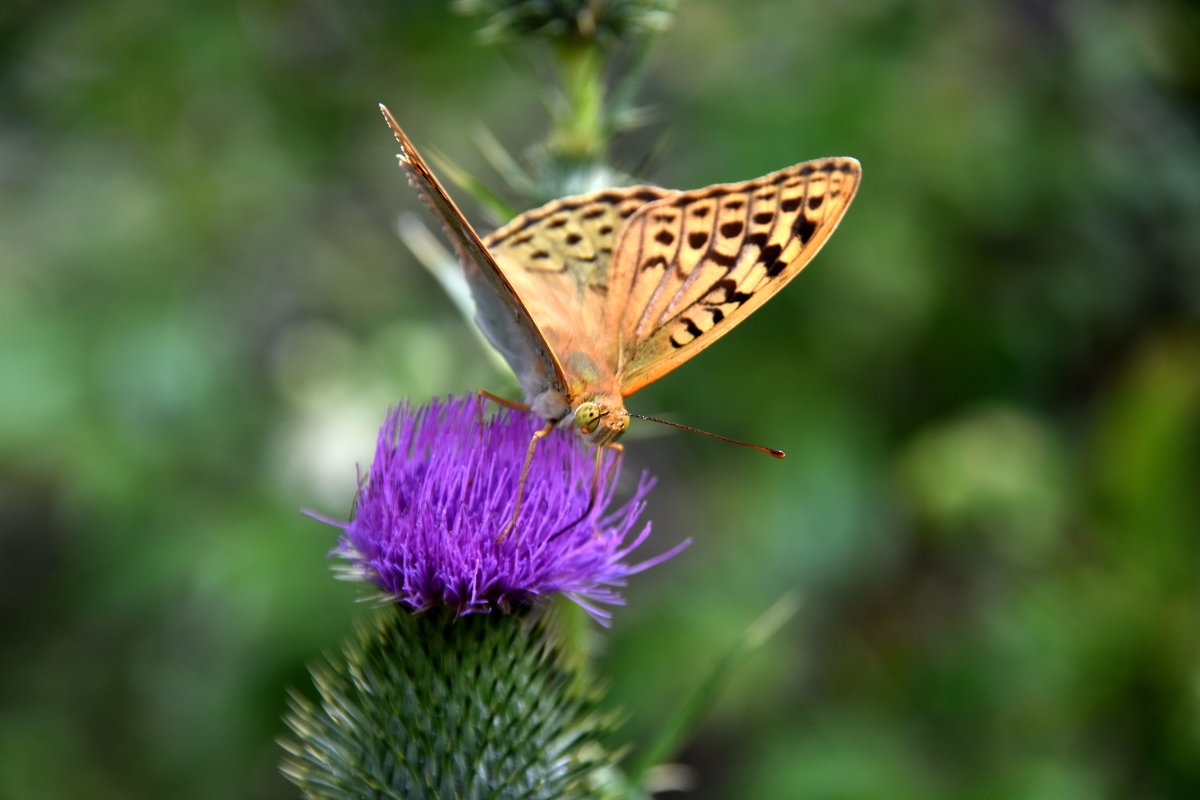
(550, 39, 607, 162)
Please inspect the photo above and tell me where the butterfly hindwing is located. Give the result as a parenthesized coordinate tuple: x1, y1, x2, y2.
(609, 157, 862, 395)
(485, 187, 674, 299)
(380, 106, 569, 402)
(483, 186, 674, 380)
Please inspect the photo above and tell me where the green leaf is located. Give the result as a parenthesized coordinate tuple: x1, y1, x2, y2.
(622, 593, 802, 793)
(427, 148, 521, 223)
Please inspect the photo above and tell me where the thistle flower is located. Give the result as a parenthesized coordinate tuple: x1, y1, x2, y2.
(455, 0, 676, 45)
(314, 396, 686, 622)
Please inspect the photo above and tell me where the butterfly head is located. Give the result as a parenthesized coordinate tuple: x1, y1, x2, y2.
(573, 399, 628, 446)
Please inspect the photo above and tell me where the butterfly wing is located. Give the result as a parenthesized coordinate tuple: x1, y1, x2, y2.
(608, 157, 862, 395)
(482, 186, 674, 398)
(380, 105, 569, 404)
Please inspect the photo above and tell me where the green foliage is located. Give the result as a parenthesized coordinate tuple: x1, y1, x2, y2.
(456, 0, 675, 197)
(282, 608, 618, 800)
(2, 1, 1199, 798)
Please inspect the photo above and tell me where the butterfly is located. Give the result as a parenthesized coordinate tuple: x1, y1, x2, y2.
(380, 104, 860, 534)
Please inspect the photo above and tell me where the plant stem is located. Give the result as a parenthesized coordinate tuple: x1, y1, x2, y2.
(551, 39, 607, 163)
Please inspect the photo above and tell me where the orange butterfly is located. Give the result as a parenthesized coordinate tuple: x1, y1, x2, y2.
(380, 105, 860, 533)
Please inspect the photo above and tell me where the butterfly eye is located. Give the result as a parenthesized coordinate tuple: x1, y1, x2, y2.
(574, 401, 602, 435)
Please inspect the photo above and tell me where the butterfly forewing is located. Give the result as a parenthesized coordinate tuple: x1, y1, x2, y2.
(379, 106, 570, 402)
(610, 157, 862, 395)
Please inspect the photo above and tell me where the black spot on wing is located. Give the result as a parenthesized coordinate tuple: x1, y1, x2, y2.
(759, 243, 786, 277)
(582, 206, 607, 219)
(688, 231, 708, 249)
(655, 230, 675, 245)
(669, 317, 703, 350)
(793, 215, 817, 244)
(709, 250, 738, 267)
(759, 243, 782, 262)
(720, 221, 744, 238)
(566, 233, 582, 245)
(752, 212, 774, 225)
(710, 278, 753, 305)
(546, 217, 568, 229)
(781, 197, 802, 213)
(808, 195, 824, 210)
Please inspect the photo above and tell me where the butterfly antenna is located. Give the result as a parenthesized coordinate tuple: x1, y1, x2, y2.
(628, 413, 786, 458)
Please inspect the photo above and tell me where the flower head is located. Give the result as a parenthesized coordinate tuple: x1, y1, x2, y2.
(456, 0, 676, 45)
(313, 396, 687, 622)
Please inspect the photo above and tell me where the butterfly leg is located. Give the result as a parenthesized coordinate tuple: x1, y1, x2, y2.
(548, 442, 624, 542)
(496, 421, 554, 542)
(477, 389, 531, 411)
(597, 442, 624, 503)
(476, 389, 531, 425)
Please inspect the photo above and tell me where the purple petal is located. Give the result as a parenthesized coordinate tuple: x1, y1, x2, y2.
(310, 396, 686, 621)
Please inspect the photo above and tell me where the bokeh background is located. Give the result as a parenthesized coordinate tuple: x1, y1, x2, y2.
(3, 1, 1198, 797)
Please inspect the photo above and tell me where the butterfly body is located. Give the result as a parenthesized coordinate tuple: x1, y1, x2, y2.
(380, 105, 860, 448)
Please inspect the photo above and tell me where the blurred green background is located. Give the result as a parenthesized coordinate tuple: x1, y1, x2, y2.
(3, 0, 1198, 797)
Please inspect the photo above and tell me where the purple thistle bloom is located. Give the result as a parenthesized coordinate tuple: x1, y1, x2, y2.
(311, 396, 688, 623)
